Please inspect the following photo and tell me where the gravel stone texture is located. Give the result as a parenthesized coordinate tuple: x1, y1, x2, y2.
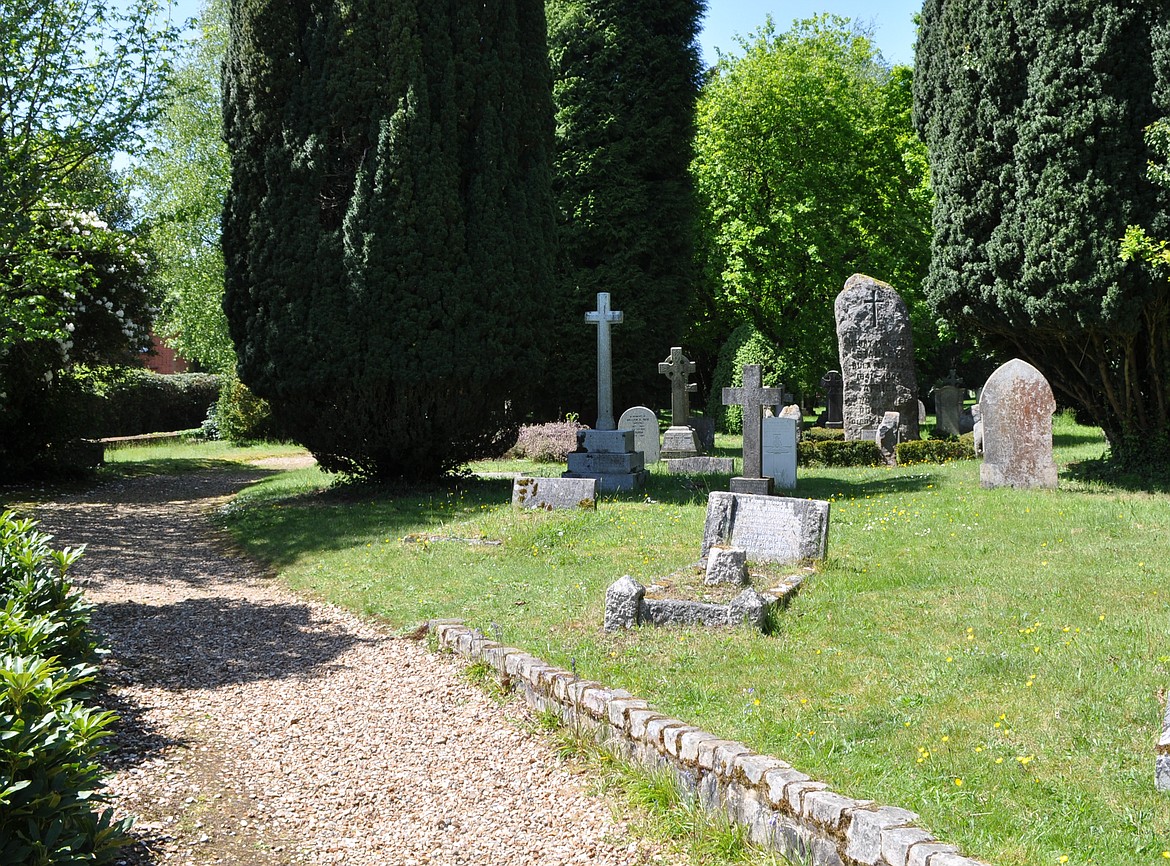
(33, 469, 679, 866)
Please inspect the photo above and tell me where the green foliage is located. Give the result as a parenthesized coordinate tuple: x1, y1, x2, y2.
(542, 0, 705, 418)
(212, 372, 273, 444)
(78, 369, 220, 438)
(0, 512, 128, 865)
(914, 0, 1170, 467)
(134, 0, 234, 374)
(692, 16, 934, 398)
(223, 0, 557, 480)
(796, 438, 882, 467)
(895, 437, 974, 465)
(705, 323, 786, 433)
(802, 427, 845, 442)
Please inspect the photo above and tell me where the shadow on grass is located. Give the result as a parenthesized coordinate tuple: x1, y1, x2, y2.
(1053, 429, 1106, 449)
(101, 457, 256, 477)
(1063, 456, 1170, 494)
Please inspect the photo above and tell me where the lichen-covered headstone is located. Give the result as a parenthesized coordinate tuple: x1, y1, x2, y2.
(979, 359, 1057, 489)
(834, 274, 919, 442)
(705, 547, 748, 585)
(876, 410, 900, 465)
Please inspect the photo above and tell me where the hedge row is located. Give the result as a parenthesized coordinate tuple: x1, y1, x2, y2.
(77, 369, 220, 438)
(0, 513, 128, 865)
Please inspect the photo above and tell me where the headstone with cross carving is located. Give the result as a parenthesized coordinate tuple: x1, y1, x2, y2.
(584, 292, 623, 431)
(834, 273, 919, 442)
(723, 364, 785, 495)
(658, 346, 701, 458)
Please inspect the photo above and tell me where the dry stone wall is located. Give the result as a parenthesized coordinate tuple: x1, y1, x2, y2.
(434, 621, 990, 866)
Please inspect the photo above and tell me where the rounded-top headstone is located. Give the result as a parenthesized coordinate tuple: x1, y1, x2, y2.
(618, 406, 660, 464)
(834, 273, 919, 442)
(979, 359, 1057, 489)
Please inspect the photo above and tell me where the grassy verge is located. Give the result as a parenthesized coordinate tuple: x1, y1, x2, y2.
(120, 417, 1169, 865)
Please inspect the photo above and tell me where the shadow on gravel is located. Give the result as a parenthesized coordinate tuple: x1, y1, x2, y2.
(93, 596, 371, 692)
(96, 685, 186, 771)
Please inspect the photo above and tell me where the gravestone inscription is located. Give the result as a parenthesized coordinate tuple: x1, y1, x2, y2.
(618, 406, 660, 464)
(701, 491, 829, 564)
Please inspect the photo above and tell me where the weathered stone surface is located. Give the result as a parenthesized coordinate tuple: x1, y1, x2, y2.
(572, 428, 634, 454)
(659, 346, 699, 426)
(779, 404, 803, 440)
(665, 456, 735, 475)
(972, 403, 984, 455)
(585, 292, 623, 430)
(701, 491, 830, 564)
(565, 428, 648, 492)
(733, 753, 791, 786)
(661, 425, 702, 459)
(1157, 754, 1170, 792)
(618, 406, 660, 464)
(877, 410, 901, 465)
(513, 476, 596, 510)
(844, 807, 919, 866)
(881, 827, 936, 866)
(729, 476, 773, 495)
(933, 380, 965, 437)
(727, 588, 768, 629)
(834, 273, 919, 442)
(564, 451, 645, 474)
(802, 790, 861, 830)
(979, 358, 1058, 489)
(762, 766, 812, 809)
(724, 364, 785, 487)
(603, 575, 644, 631)
(907, 842, 960, 866)
(705, 546, 748, 585)
(762, 415, 798, 488)
(689, 416, 716, 452)
(640, 598, 736, 628)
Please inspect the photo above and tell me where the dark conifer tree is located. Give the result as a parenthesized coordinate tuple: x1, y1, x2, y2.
(914, 0, 1170, 464)
(222, 0, 556, 479)
(543, 0, 705, 422)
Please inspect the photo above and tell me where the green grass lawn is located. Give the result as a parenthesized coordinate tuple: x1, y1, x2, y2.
(104, 420, 1170, 864)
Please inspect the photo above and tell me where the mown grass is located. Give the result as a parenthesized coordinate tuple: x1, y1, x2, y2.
(122, 417, 1170, 865)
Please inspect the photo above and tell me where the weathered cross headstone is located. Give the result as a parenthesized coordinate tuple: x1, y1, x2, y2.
(834, 274, 919, 441)
(723, 365, 785, 495)
(979, 359, 1058, 489)
(761, 415, 798, 489)
(701, 491, 830, 564)
(933, 371, 966, 437)
(585, 292, 623, 431)
(820, 370, 843, 428)
(659, 347, 702, 458)
(617, 406, 660, 464)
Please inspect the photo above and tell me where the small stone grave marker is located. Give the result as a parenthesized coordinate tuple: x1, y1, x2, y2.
(665, 456, 735, 475)
(618, 406, 660, 464)
(701, 491, 829, 564)
(761, 415, 797, 489)
(979, 358, 1058, 489)
(513, 476, 597, 510)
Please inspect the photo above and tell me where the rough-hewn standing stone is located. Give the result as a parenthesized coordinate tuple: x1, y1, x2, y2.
(979, 359, 1058, 489)
(604, 575, 644, 631)
(834, 274, 919, 441)
(876, 411, 900, 465)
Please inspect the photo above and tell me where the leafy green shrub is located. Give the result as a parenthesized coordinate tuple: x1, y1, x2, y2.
(60, 367, 220, 439)
(213, 373, 273, 444)
(0, 512, 128, 865)
(510, 420, 588, 462)
(896, 437, 975, 465)
(706, 324, 787, 433)
(798, 439, 883, 467)
(802, 427, 845, 442)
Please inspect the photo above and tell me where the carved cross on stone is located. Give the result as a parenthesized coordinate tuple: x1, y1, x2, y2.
(658, 346, 698, 425)
(585, 292, 624, 430)
(723, 364, 785, 489)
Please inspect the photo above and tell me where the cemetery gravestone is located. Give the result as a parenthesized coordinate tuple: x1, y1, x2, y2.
(723, 365, 785, 496)
(659, 347, 702, 458)
(761, 415, 797, 489)
(513, 476, 597, 510)
(820, 370, 843, 428)
(834, 274, 919, 441)
(876, 410, 900, 465)
(584, 292, 623, 431)
(779, 404, 803, 441)
(979, 359, 1058, 489)
(618, 406, 660, 464)
(701, 491, 830, 565)
(933, 373, 966, 437)
(665, 456, 735, 475)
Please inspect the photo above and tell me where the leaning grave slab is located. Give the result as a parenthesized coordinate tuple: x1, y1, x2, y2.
(604, 490, 830, 632)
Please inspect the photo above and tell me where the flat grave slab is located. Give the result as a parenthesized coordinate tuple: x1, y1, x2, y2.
(513, 476, 597, 511)
(701, 491, 829, 564)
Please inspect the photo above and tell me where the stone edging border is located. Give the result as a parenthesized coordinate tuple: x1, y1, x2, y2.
(432, 621, 991, 866)
(1157, 699, 1170, 792)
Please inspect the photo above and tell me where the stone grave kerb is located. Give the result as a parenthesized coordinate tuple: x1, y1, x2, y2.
(585, 292, 623, 431)
(723, 364, 785, 495)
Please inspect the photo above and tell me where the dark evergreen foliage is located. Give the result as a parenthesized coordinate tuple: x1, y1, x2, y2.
(222, 0, 556, 479)
(542, 0, 705, 422)
(914, 0, 1170, 464)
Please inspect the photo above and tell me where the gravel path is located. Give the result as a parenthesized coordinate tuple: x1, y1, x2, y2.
(33, 470, 678, 866)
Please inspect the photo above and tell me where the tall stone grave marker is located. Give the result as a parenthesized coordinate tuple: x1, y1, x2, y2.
(658, 346, 701, 458)
(761, 415, 798, 489)
(565, 293, 647, 491)
(618, 406, 660, 464)
(933, 371, 966, 437)
(723, 364, 785, 496)
(979, 359, 1058, 489)
(834, 274, 919, 441)
(820, 370, 843, 428)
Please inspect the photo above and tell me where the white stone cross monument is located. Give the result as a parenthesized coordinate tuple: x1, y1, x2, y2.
(723, 364, 785, 495)
(585, 292, 623, 431)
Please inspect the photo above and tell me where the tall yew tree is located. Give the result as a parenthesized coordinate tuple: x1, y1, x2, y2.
(222, 0, 556, 479)
(914, 0, 1170, 465)
(543, 0, 704, 421)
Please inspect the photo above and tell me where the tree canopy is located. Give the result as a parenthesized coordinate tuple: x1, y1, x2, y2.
(222, 0, 557, 479)
(915, 0, 1170, 463)
(692, 16, 933, 399)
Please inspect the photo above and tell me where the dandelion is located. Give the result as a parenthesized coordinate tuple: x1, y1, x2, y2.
(954, 778, 963, 786)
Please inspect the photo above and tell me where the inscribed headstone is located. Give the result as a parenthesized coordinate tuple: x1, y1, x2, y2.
(761, 416, 797, 489)
(979, 359, 1057, 489)
(618, 406, 660, 464)
(834, 274, 919, 441)
(701, 491, 830, 564)
(513, 476, 597, 510)
(933, 378, 966, 437)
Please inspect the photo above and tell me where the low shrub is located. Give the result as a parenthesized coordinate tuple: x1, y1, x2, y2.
(510, 420, 588, 462)
(67, 367, 220, 438)
(213, 374, 274, 444)
(0, 512, 128, 865)
(896, 437, 976, 465)
(798, 439, 883, 467)
(802, 427, 845, 442)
